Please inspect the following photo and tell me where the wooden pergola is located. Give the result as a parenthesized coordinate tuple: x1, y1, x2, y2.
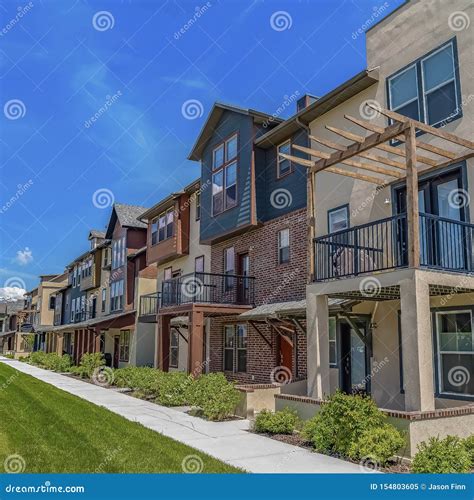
(279, 104, 474, 280)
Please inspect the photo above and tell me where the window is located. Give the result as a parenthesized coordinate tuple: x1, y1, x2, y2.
(170, 330, 179, 368)
(435, 309, 473, 398)
(153, 209, 174, 245)
(166, 210, 174, 238)
(195, 255, 205, 273)
(329, 317, 337, 366)
(102, 247, 111, 267)
(212, 133, 238, 215)
(164, 267, 172, 281)
(110, 280, 124, 312)
(119, 330, 130, 362)
(328, 205, 349, 233)
(101, 288, 106, 313)
(49, 296, 56, 310)
(224, 247, 235, 290)
(195, 192, 201, 221)
(151, 219, 158, 245)
(278, 228, 290, 264)
(223, 324, 247, 372)
(277, 141, 292, 178)
(388, 40, 460, 127)
(112, 237, 126, 269)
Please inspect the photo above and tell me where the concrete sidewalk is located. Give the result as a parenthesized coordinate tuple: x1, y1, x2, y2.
(0, 357, 366, 473)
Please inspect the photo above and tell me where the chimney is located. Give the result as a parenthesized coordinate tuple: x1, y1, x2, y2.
(296, 94, 318, 113)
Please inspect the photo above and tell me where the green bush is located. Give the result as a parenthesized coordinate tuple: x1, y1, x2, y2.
(187, 373, 240, 421)
(154, 372, 194, 406)
(113, 366, 164, 398)
(348, 424, 405, 465)
(462, 435, 474, 467)
(29, 351, 48, 367)
(302, 391, 386, 456)
(44, 353, 72, 372)
(254, 408, 299, 435)
(74, 353, 105, 379)
(412, 436, 471, 473)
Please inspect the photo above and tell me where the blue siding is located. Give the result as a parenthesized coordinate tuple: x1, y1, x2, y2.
(200, 111, 254, 242)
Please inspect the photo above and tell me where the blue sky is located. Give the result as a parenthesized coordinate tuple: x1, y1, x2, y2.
(0, 0, 404, 294)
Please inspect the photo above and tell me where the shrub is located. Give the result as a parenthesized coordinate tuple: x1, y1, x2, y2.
(462, 435, 474, 467)
(44, 353, 72, 372)
(412, 436, 471, 473)
(302, 391, 386, 456)
(348, 424, 405, 465)
(113, 366, 164, 397)
(29, 351, 48, 367)
(187, 373, 241, 421)
(254, 408, 299, 435)
(75, 353, 105, 379)
(154, 372, 194, 406)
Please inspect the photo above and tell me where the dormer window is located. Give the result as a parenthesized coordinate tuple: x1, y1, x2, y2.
(212, 133, 238, 216)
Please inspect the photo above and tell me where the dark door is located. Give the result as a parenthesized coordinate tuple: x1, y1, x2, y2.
(340, 320, 370, 395)
(91, 297, 97, 319)
(279, 334, 293, 376)
(237, 253, 250, 304)
(113, 336, 120, 368)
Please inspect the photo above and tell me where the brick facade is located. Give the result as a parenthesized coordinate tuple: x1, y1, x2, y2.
(208, 208, 308, 384)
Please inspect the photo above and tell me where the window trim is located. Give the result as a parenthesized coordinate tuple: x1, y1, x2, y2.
(277, 227, 290, 265)
(432, 306, 474, 401)
(223, 323, 247, 373)
(329, 316, 337, 367)
(151, 207, 175, 246)
(195, 255, 205, 273)
(195, 192, 201, 221)
(277, 139, 293, 179)
(327, 204, 350, 234)
(386, 37, 462, 133)
(119, 329, 130, 362)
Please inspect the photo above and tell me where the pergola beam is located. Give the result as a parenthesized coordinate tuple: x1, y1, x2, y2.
(292, 144, 404, 178)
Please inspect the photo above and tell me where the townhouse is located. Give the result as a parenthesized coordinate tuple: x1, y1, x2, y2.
(0, 302, 25, 356)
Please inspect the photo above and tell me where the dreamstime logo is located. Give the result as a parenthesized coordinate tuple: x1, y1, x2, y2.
(359, 99, 381, 120)
(270, 188, 292, 209)
(270, 366, 292, 385)
(359, 456, 379, 473)
(448, 188, 470, 210)
(359, 277, 381, 298)
(92, 366, 114, 387)
(270, 11, 292, 31)
(0, 179, 34, 215)
(4, 454, 26, 473)
(447, 366, 470, 388)
(84, 90, 122, 128)
(4, 277, 26, 290)
(92, 188, 114, 209)
(262, 91, 300, 128)
(0, 2, 34, 37)
(173, 2, 212, 40)
(92, 11, 115, 31)
(4, 99, 26, 120)
(181, 99, 203, 120)
(182, 276, 204, 299)
(352, 3, 390, 40)
(448, 11, 470, 31)
(181, 454, 204, 473)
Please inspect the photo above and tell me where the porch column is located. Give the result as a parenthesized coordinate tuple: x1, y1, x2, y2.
(157, 315, 170, 372)
(400, 275, 435, 412)
(405, 124, 420, 268)
(307, 293, 331, 399)
(94, 328, 101, 353)
(56, 333, 64, 355)
(188, 309, 205, 377)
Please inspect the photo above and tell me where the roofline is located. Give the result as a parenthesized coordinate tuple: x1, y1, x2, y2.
(365, 0, 410, 34)
(139, 178, 201, 222)
(255, 68, 379, 148)
(187, 102, 283, 161)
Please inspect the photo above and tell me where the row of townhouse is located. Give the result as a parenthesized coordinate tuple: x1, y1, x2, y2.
(13, 0, 473, 455)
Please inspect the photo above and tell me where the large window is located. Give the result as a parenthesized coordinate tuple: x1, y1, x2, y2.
(112, 237, 126, 270)
(110, 280, 124, 312)
(223, 324, 247, 372)
(388, 39, 460, 127)
(277, 140, 292, 178)
(170, 330, 179, 368)
(212, 133, 238, 215)
(277, 228, 290, 264)
(224, 247, 235, 290)
(119, 330, 130, 362)
(152, 208, 174, 245)
(435, 309, 473, 398)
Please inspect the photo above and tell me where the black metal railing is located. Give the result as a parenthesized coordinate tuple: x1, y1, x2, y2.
(314, 213, 474, 281)
(139, 292, 160, 316)
(161, 272, 255, 307)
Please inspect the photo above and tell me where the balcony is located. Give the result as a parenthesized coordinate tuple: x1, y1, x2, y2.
(138, 292, 160, 322)
(161, 272, 255, 308)
(314, 213, 474, 281)
(80, 271, 97, 291)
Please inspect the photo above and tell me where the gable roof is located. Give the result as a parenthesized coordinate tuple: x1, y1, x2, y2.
(188, 102, 282, 161)
(105, 203, 147, 238)
(89, 229, 106, 239)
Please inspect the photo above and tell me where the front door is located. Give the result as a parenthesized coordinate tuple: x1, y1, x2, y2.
(113, 336, 120, 369)
(279, 334, 293, 376)
(237, 253, 250, 304)
(340, 320, 370, 395)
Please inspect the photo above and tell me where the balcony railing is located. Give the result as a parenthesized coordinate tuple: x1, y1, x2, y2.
(161, 272, 255, 307)
(139, 292, 160, 317)
(314, 213, 474, 281)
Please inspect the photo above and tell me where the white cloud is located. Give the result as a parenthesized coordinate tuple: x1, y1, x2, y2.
(0, 287, 26, 302)
(15, 247, 33, 266)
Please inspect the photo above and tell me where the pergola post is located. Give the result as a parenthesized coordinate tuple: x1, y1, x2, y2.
(188, 309, 205, 377)
(405, 124, 420, 268)
(157, 315, 170, 372)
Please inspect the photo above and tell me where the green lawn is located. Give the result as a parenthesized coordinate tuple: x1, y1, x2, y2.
(0, 363, 241, 473)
